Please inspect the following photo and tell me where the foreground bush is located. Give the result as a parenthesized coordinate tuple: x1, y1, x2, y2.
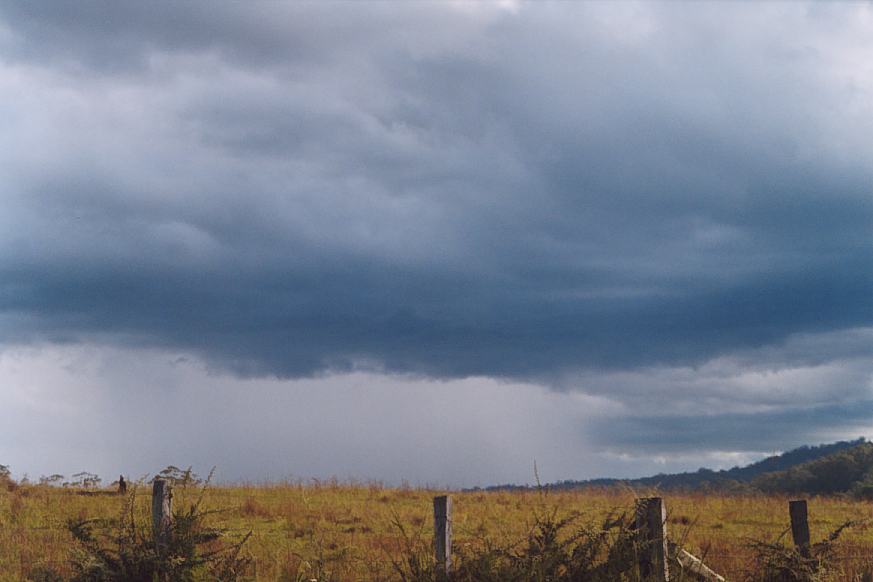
(392, 500, 870, 582)
(31, 483, 252, 582)
(745, 520, 868, 582)
(391, 505, 665, 582)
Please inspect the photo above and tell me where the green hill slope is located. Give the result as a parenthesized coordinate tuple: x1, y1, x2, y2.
(477, 438, 872, 494)
(553, 439, 868, 492)
(752, 441, 873, 496)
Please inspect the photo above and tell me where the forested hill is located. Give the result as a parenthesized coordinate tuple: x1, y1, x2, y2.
(569, 439, 872, 493)
(752, 441, 873, 496)
(477, 438, 871, 493)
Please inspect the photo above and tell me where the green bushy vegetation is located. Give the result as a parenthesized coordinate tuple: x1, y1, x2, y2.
(29, 480, 252, 582)
(753, 443, 873, 496)
(745, 520, 870, 582)
(392, 507, 643, 582)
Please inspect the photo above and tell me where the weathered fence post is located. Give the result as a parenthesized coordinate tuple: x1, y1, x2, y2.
(636, 496, 670, 581)
(433, 495, 452, 578)
(789, 499, 811, 558)
(152, 478, 173, 546)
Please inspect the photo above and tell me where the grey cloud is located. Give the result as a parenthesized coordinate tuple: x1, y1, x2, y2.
(2, 1, 873, 393)
(592, 401, 873, 454)
(0, 3, 335, 72)
(0, 2, 490, 76)
(0, 346, 622, 486)
(1, 345, 869, 484)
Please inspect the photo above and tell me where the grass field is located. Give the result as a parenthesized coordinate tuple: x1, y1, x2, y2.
(3, 480, 873, 581)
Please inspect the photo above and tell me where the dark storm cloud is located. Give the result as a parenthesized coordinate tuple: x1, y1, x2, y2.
(2, 1, 873, 406)
(0, 2, 359, 72)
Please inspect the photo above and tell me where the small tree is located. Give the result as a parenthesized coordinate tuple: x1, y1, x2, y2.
(0, 464, 13, 490)
(40, 474, 65, 486)
(67, 472, 102, 489)
(157, 465, 202, 488)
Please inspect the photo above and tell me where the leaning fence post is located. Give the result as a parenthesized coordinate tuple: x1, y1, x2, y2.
(670, 542, 726, 582)
(636, 496, 670, 581)
(152, 478, 173, 546)
(433, 495, 452, 577)
(789, 499, 811, 558)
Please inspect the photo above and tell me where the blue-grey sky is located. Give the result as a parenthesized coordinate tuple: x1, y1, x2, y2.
(1, 1, 873, 486)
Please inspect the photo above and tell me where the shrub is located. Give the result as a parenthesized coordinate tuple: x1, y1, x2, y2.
(745, 520, 859, 582)
(391, 504, 645, 582)
(38, 480, 252, 582)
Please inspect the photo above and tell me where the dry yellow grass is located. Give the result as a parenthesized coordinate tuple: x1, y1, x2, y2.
(3, 481, 873, 581)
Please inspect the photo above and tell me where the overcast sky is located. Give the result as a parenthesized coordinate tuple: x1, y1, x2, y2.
(2, 1, 873, 486)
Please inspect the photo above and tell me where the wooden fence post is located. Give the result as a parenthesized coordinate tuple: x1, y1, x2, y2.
(636, 496, 670, 581)
(669, 542, 726, 582)
(152, 478, 173, 546)
(789, 499, 811, 558)
(433, 495, 452, 577)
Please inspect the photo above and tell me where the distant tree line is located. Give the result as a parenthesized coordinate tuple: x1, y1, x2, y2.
(474, 438, 873, 497)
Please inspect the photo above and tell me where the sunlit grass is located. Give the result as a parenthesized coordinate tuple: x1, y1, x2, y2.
(3, 480, 873, 580)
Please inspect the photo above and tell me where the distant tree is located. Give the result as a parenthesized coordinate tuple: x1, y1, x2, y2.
(0, 464, 17, 492)
(156, 465, 202, 488)
(67, 472, 102, 489)
(39, 474, 65, 486)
